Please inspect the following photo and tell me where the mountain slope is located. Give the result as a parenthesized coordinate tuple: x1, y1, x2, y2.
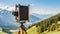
(27, 13, 60, 34)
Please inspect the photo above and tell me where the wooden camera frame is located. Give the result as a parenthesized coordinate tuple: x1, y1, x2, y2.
(15, 4, 30, 23)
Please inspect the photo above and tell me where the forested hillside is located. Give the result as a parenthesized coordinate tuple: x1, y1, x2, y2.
(27, 13, 60, 34)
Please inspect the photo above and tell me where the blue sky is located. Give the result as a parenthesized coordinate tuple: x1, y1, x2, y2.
(0, 0, 60, 15)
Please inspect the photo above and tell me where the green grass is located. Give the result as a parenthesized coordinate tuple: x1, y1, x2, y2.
(27, 26, 38, 34)
(27, 26, 48, 34)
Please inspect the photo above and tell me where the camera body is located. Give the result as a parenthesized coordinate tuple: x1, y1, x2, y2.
(12, 4, 29, 23)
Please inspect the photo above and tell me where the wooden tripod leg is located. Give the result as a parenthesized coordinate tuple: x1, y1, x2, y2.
(18, 29, 20, 34)
(21, 27, 27, 34)
(17, 29, 27, 34)
(22, 29, 27, 34)
(24, 31, 27, 34)
(21, 29, 24, 34)
(18, 29, 24, 34)
(19, 22, 27, 34)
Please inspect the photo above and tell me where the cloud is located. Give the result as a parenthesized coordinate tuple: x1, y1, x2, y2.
(30, 8, 60, 15)
(0, 4, 15, 11)
(0, 4, 60, 15)
(6, 6, 15, 11)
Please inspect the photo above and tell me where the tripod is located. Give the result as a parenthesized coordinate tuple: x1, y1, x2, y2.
(18, 22, 27, 34)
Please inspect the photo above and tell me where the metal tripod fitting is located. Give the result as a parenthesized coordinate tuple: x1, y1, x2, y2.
(20, 22, 26, 31)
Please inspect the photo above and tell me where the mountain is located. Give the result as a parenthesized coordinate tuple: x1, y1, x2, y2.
(0, 9, 52, 27)
(0, 9, 41, 26)
(0, 9, 53, 33)
(0, 9, 41, 30)
(31, 13, 52, 20)
(30, 15, 41, 23)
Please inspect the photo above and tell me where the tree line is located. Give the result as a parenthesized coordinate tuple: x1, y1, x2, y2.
(27, 13, 60, 33)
